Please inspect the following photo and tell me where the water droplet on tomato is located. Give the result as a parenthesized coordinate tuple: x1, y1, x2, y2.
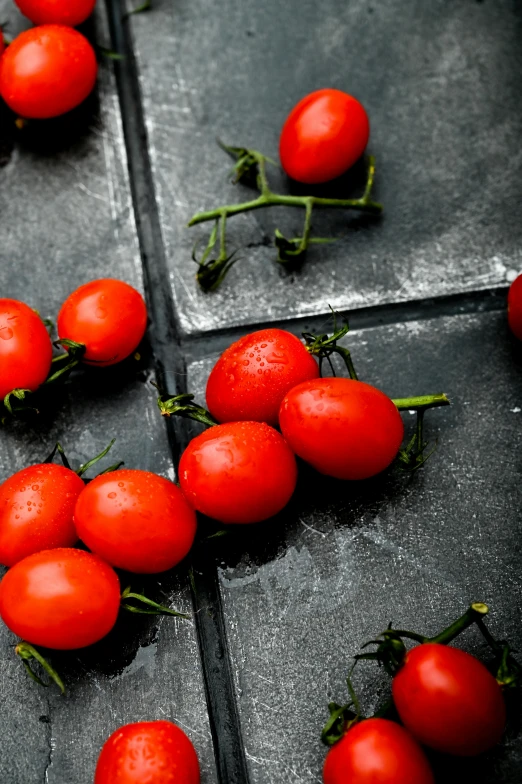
(32, 485, 39, 491)
(108, 492, 117, 499)
(118, 482, 124, 488)
(95, 307, 107, 319)
(0, 327, 13, 340)
(242, 360, 249, 366)
(266, 352, 288, 365)
(229, 374, 235, 383)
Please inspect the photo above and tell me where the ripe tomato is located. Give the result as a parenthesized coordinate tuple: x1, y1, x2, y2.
(0, 548, 120, 649)
(14, 0, 96, 26)
(95, 721, 200, 784)
(507, 273, 522, 340)
(179, 421, 297, 524)
(323, 718, 434, 784)
(57, 279, 148, 366)
(74, 469, 197, 573)
(392, 643, 506, 756)
(280, 89, 370, 184)
(206, 328, 320, 426)
(0, 26, 97, 119)
(279, 378, 404, 480)
(0, 299, 52, 400)
(0, 463, 84, 567)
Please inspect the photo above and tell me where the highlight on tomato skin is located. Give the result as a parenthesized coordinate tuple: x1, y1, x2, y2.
(507, 273, 522, 340)
(14, 0, 96, 27)
(279, 377, 404, 481)
(206, 327, 320, 427)
(0, 25, 98, 119)
(0, 298, 53, 400)
(94, 721, 200, 784)
(0, 463, 84, 567)
(0, 548, 121, 650)
(279, 88, 370, 184)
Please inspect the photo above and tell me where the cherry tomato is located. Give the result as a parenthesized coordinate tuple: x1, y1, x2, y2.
(507, 273, 522, 340)
(280, 89, 370, 184)
(95, 720, 200, 784)
(74, 469, 197, 573)
(179, 421, 297, 524)
(0, 463, 84, 567)
(14, 0, 96, 26)
(279, 378, 404, 480)
(0, 548, 120, 649)
(323, 718, 434, 784)
(0, 299, 52, 400)
(57, 279, 147, 366)
(206, 328, 320, 426)
(0, 26, 97, 119)
(392, 643, 506, 756)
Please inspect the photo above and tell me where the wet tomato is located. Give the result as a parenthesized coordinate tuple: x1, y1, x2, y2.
(507, 273, 522, 340)
(279, 377, 404, 480)
(95, 721, 200, 784)
(0, 463, 84, 567)
(74, 469, 197, 573)
(15, 0, 96, 26)
(179, 421, 297, 524)
(0, 548, 120, 649)
(57, 278, 148, 366)
(280, 88, 370, 184)
(0, 298, 52, 400)
(323, 718, 434, 784)
(0, 25, 97, 119)
(392, 643, 506, 756)
(206, 328, 319, 426)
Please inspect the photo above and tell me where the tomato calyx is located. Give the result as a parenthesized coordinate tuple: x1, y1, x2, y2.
(120, 586, 190, 619)
(46, 339, 86, 384)
(392, 393, 450, 472)
(15, 642, 65, 695)
(322, 671, 361, 746)
(45, 439, 124, 480)
(155, 385, 218, 426)
(302, 312, 358, 380)
(3, 388, 36, 416)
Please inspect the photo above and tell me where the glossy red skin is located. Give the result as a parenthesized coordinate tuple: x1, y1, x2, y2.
(323, 718, 434, 784)
(57, 278, 148, 366)
(0, 298, 53, 399)
(507, 274, 522, 340)
(206, 328, 320, 426)
(279, 377, 404, 480)
(280, 88, 370, 184)
(15, 0, 96, 26)
(0, 463, 84, 567)
(393, 643, 506, 756)
(74, 469, 197, 573)
(95, 721, 200, 784)
(0, 548, 120, 649)
(179, 421, 297, 524)
(0, 26, 97, 119)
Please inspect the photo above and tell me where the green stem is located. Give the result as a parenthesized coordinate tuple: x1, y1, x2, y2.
(16, 642, 66, 694)
(121, 587, 190, 619)
(393, 393, 450, 411)
(429, 602, 489, 645)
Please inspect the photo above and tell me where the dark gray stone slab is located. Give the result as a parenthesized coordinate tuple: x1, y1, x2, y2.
(187, 308, 522, 783)
(129, 0, 522, 334)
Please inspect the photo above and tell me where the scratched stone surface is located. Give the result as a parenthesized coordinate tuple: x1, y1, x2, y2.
(128, 0, 522, 334)
(0, 2, 217, 783)
(187, 309, 522, 783)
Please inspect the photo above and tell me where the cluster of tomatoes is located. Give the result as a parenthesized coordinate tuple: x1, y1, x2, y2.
(0, 0, 98, 120)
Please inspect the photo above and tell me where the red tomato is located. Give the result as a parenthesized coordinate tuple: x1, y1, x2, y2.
(279, 378, 404, 480)
(392, 643, 506, 756)
(15, 0, 96, 26)
(57, 279, 148, 366)
(95, 721, 200, 784)
(0, 299, 52, 400)
(323, 718, 434, 784)
(280, 89, 370, 184)
(206, 328, 320, 426)
(0, 463, 84, 567)
(508, 273, 522, 340)
(0, 26, 97, 119)
(0, 548, 120, 649)
(74, 469, 197, 573)
(179, 421, 297, 524)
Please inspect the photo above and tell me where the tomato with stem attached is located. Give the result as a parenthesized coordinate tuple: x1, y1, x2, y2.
(95, 721, 200, 784)
(0, 548, 120, 649)
(280, 88, 370, 184)
(15, 0, 96, 26)
(323, 718, 434, 784)
(74, 469, 197, 573)
(0, 299, 52, 402)
(0, 26, 97, 119)
(392, 643, 506, 756)
(279, 377, 404, 480)
(179, 421, 297, 524)
(206, 328, 320, 426)
(507, 273, 522, 341)
(57, 279, 148, 366)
